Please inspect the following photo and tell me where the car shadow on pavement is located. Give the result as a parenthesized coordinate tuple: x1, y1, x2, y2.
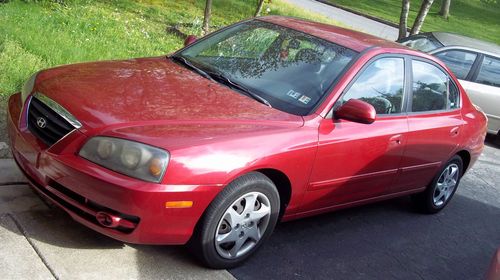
(10, 206, 125, 250)
(485, 134, 500, 149)
(229, 193, 500, 280)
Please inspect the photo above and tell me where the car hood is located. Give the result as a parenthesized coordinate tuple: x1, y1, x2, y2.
(34, 57, 303, 133)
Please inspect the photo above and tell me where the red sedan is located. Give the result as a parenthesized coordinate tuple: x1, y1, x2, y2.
(7, 16, 487, 268)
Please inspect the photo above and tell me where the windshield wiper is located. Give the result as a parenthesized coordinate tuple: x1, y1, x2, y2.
(172, 55, 271, 108)
(207, 71, 272, 108)
(171, 55, 213, 81)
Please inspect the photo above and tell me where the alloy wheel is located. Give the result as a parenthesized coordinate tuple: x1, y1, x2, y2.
(433, 163, 459, 207)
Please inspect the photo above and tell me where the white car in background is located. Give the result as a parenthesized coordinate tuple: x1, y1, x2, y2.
(398, 32, 500, 138)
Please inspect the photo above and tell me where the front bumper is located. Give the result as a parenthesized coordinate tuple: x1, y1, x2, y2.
(7, 93, 222, 244)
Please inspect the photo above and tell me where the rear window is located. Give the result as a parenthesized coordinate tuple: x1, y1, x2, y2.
(475, 56, 500, 87)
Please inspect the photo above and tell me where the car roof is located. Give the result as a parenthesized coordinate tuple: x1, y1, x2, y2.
(431, 32, 500, 56)
(258, 16, 406, 52)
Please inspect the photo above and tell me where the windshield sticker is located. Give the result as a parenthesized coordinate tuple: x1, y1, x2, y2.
(286, 89, 301, 99)
(298, 95, 311, 104)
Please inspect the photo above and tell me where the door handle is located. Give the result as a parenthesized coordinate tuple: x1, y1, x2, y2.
(450, 127, 460, 137)
(390, 134, 402, 145)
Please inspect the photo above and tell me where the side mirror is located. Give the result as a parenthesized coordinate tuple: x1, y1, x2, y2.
(334, 99, 376, 124)
(184, 35, 197, 47)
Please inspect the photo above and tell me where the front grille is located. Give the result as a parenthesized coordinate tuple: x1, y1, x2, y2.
(27, 96, 74, 146)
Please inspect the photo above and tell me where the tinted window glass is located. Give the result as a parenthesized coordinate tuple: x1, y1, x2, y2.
(476, 56, 500, 87)
(412, 60, 448, 112)
(435, 50, 477, 80)
(179, 21, 357, 116)
(340, 57, 404, 115)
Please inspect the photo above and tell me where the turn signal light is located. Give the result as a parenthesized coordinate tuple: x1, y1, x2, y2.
(165, 201, 193, 208)
(149, 158, 163, 177)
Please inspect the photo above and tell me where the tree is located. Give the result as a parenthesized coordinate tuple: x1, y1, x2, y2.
(202, 0, 213, 35)
(398, 0, 410, 40)
(255, 0, 265, 17)
(439, 0, 451, 19)
(410, 0, 434, 35)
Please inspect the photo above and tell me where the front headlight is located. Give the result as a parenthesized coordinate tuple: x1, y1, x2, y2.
(79, 136, 170, 183)
(21, 71, 39, 106)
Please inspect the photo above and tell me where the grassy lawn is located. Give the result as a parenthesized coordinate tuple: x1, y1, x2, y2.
(0, 0, 342, 101)
(326, 0, 500, 45)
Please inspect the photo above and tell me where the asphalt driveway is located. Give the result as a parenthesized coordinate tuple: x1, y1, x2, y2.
(229, 135, 500, 279)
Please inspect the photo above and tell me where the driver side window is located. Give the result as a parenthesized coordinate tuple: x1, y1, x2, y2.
(339, 57, 405, 115)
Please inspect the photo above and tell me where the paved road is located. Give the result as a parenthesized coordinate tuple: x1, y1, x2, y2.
(229, 135, 500, 279)
(282, 0, 399, 40)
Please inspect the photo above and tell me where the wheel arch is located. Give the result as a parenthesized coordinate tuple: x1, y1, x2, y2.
(190, 167, 293, 243)
(456, 149, 471, 173)
(254, 168, 292, 219)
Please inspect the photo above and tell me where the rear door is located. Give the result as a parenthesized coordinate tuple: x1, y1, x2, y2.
(392, 58, 464, 193)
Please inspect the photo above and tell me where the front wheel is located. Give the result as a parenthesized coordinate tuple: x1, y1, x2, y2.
(190, 172, 280, 268)
(412, 155, 463, 214)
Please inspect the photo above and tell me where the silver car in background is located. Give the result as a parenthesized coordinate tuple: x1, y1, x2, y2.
(398, 32, 500, 137)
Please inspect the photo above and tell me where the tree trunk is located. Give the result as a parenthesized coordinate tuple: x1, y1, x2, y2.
(410, 0, 434, 35)
(255, 0, 265, 17)
(398, 0, 410, 40)
(202, 0, 213, 35)
(439, 0, 451, 19)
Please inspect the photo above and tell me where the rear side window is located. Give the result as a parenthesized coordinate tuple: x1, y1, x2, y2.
(339, 57, 405, 115)
(435, 50, 477, 80)
(475, 56, 500, 87)
(411, 60, 449, 112)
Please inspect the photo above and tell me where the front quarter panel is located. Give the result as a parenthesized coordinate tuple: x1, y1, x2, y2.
(105, 121, 319, 215)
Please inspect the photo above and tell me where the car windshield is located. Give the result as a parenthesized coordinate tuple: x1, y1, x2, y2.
(175, 20, 357, 115)
(399, 34, 443, 52)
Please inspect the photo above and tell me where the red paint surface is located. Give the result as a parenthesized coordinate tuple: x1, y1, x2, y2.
(7, 17, 487, 244)
(487, 248, 500, 280)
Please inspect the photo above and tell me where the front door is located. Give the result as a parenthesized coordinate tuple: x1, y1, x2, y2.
(301, 56, 409, 212)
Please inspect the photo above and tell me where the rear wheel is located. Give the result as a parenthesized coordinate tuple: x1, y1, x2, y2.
(412, 155, 463, 214)
(190, 172, 280, 268)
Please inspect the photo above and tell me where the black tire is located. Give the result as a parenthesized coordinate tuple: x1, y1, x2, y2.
(412, 155, 463, 214)
(190, 172, 280, 269)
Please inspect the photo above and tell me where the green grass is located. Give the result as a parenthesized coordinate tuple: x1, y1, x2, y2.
(0, 0, 342, 101)
(326, 0, 500, 45)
